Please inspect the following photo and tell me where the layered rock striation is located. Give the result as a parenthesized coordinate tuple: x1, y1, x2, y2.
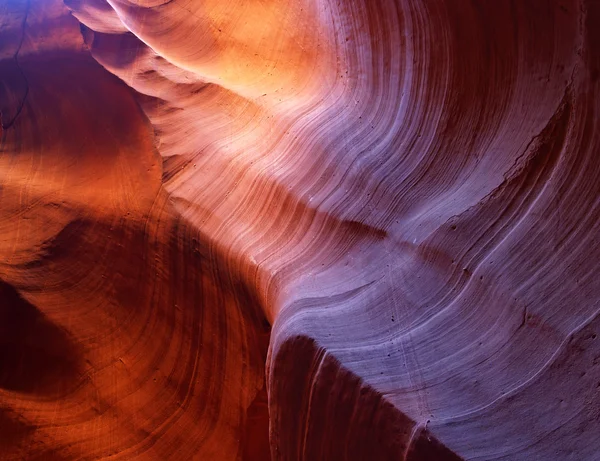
(1, 0, 599, 459)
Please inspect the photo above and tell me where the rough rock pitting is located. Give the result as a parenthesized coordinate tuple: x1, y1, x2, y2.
(1, 0, 599, 459)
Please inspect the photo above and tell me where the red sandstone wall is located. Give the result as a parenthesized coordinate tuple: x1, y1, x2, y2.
(1, 0, 599, 459)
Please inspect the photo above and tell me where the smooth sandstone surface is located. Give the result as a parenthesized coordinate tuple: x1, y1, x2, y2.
(1, 0, 599, 459)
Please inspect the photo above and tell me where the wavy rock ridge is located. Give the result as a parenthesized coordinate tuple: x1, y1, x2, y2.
(1, 0, 600, 459)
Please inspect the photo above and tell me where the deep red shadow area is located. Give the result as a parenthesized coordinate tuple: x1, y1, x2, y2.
(270, 335, 463, 461)
(0, 279, 81, 395)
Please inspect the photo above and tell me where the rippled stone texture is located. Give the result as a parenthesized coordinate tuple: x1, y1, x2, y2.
(1, 0, 599, 459)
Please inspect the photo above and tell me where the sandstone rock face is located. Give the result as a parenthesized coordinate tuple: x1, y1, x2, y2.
(1, 0, 599, 459)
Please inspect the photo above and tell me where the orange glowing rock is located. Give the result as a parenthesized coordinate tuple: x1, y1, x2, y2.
(1, 0, 599, 459)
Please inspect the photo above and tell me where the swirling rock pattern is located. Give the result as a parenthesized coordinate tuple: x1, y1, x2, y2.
(1, 0, 599, 459)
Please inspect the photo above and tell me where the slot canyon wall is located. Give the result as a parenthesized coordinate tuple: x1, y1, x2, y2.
(1, 0, 599, 459)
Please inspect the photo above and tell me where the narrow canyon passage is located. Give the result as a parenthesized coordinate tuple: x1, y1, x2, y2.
(1, 0, 599, 460)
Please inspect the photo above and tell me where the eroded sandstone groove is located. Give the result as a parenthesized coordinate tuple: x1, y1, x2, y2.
(1, 0, 599, 459)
